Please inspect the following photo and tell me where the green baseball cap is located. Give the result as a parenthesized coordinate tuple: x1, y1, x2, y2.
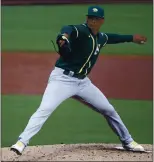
(86, 6, 104, 19)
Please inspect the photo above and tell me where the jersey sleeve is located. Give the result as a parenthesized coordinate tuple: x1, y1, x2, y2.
(100, 33, 133, 45)
(60, 25, 80, 40)
(104, 33, 133, 44)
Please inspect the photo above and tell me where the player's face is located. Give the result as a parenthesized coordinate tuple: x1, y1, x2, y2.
(87, 17, 104, 30)
(95, 18, 104, 28)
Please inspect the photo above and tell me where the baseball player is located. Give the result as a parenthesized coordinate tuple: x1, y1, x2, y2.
(11, 6, 147, 155)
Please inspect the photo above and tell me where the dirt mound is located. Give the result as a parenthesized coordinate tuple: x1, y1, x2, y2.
(1, 143, 153, 161)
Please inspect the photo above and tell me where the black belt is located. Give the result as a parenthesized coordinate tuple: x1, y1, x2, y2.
(63, 69, 86, 79)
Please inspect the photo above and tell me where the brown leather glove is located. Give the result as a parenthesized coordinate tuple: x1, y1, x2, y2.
(133, 34, 147, 44)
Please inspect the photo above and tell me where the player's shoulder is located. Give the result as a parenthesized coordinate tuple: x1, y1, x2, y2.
(66, 24, 89, 36)
(99, 32, 108, 40)
(71, 23, 89, 32)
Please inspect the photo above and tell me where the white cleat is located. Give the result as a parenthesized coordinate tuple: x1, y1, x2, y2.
(10, 141, 26, 155)
(123, 141, 145, 152)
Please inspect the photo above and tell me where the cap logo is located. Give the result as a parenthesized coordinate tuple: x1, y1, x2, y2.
(92, 8, 98, 12)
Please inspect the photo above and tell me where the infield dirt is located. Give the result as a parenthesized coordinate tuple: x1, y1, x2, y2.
(2, 52, 152, 100)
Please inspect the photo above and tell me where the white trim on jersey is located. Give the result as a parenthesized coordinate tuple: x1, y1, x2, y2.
(101, 33, 108, 46)
(73, 26, 79, 38)
(82, 23, 86, 27)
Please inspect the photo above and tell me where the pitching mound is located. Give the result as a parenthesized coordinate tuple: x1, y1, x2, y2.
(1, 143, 153, 161)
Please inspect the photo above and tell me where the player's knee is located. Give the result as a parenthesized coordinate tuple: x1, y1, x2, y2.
(102, 104, 116, 116)
(37, 102, 56, 115)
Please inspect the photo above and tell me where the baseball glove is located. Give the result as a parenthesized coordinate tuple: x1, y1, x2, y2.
(56, 34, 71, 57)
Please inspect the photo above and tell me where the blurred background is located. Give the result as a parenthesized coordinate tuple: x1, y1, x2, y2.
(1, 0, 153, 147)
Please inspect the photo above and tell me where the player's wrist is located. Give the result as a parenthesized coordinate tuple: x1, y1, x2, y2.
(56, 34, 69, 44)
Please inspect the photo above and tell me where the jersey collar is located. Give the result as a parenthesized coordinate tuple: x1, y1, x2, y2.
(82, 23, 99, 37)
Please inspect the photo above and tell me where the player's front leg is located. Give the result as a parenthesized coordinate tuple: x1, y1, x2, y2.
(11, 73, 78, 155)
(75, 79, 144, 152)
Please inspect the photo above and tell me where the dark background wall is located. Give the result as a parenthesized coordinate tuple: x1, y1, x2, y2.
(2, 0, 152, 5)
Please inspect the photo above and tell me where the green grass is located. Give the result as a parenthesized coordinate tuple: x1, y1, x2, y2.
(1, 4, 153, 54)
(2, 95, 153, 147)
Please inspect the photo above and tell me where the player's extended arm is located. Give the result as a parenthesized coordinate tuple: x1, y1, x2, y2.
(105, 33, 147, 44)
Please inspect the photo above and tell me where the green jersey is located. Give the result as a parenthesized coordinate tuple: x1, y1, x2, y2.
(55, 23, 133, 77)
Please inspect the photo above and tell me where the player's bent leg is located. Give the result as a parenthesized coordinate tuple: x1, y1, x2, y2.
(11, 71, 78, 154)
(75, 80, 144, 151)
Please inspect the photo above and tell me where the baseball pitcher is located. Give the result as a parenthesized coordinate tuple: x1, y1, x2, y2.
(11, 6, 147, 155)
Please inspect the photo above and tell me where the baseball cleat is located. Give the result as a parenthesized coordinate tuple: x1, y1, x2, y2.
(123, 141, 145, 152)
(10, 141, 26, 155)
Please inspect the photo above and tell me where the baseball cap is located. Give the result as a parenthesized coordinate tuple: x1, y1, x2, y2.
(86, 6, 104, 19)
